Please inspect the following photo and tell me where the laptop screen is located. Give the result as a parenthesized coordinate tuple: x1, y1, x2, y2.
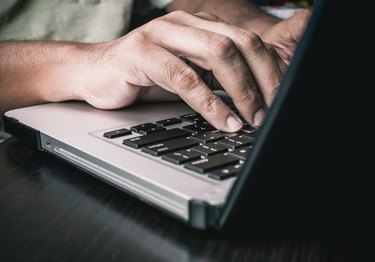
(219, 0, 366, 231)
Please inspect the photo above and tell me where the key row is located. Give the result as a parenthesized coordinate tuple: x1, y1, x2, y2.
(102, 114, 258, 180)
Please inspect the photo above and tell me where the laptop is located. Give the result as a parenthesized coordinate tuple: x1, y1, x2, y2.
(2, 0, 363, 232)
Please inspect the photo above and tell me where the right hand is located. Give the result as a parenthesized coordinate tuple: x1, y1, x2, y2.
(78, 11, 285, 132)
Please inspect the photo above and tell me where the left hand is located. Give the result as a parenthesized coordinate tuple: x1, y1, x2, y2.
(260, 8, 312, 64)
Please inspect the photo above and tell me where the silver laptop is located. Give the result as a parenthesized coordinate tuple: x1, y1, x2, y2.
(3, 0, 349, 231)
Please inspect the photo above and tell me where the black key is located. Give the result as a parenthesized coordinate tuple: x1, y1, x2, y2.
(103, 128, 132, 139)
(208, 163, 243, 180)
(240, 125, 259, 139)
(190, 131, 227, 143)
(182, 122, 216, 134)
(240, 131, 258, 139)
(228, 146, 252, 161)
(218, 135, 254, 149)
(130, 123, 157, 133)
(138, 126, 166, 135)
(184, 153, 240, 174)
(162, 149, 202, 165)
(123, 128, 191, 149)
(242, 124, 258, 134)
(191, 142, 227, 156)
(141, 137, 200, 156)
(156, 118, 182, 127)
(179, 113, 205, 123)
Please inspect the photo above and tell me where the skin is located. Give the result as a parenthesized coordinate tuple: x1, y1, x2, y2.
(0, 0, 311, 132)
(168, 0, 311, 64)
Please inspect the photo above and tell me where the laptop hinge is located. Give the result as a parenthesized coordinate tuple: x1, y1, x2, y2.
(2, 115, 42, 149)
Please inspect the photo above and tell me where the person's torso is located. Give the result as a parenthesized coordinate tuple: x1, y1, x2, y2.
(0, 0, 134, 42)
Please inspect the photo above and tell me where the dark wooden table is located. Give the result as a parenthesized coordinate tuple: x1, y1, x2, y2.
(0, 137, 370, 262)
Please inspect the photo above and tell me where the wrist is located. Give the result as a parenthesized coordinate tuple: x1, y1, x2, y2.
(46, 42, 102, 103)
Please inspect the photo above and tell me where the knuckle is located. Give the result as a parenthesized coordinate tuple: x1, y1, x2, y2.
(200, 93, 222, 114)
(169, 65, 201, 94)
(235, 87, 259, 104)
(211, 36, 238, 61)
(266, 44, 278, 57)
(266, 44, 287, 63)
(126, 31, 148, 47)
(234, 28, 251, 44)
(143, 17, 168, 32)
(242, 32, 265, 55)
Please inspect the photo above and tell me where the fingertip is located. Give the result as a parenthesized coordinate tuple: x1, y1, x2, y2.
(253, 109, 266, 127)
(226, 115, 243, 132)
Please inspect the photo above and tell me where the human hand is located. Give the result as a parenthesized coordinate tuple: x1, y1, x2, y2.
(79, 11, 285, 132)
(260, 9, 312, 64)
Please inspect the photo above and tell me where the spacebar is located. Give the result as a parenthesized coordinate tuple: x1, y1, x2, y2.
(123, 128, 191, 149)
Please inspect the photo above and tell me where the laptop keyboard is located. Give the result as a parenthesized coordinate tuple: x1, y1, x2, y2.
(103, 112, 258, 181)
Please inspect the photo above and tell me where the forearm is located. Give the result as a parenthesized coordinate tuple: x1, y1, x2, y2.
(167, 0, 281, 37)
(0, 41, 94, 114)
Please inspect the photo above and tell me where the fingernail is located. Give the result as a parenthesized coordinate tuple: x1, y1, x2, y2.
(253, 109, 266, 126)
(227, 115, 243, 132)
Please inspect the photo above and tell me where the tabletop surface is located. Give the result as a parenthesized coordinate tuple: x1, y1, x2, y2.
(0, 137, 370, 262)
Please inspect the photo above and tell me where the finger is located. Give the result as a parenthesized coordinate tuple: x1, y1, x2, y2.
(165, 11, 284, 123)
(265, 43, 287, 74)
(186, 11, 283, 106)
(195, 12, 287, 100)
(150, 12, 264, 126)
(195, 12, 287, 93)
(145, 45, 243, 132)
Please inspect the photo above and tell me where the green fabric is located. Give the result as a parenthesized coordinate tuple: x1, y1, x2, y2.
(0, 0, 174, 42)
(0, 0, 134, 42)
